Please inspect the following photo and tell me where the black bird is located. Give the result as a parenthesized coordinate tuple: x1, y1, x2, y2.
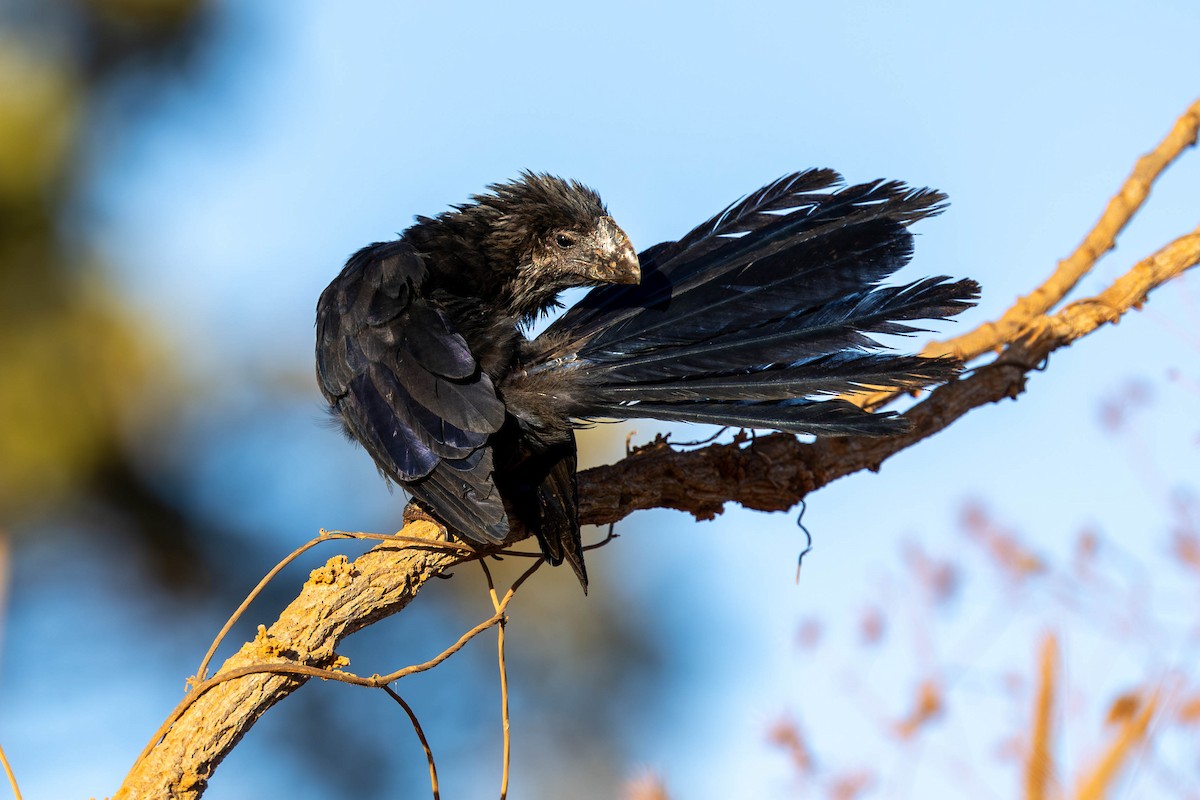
(316, 170, 979, 591)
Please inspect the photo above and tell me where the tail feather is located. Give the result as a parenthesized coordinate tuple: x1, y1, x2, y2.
(521, 173, 979, 438)
(588, 398, 909, 437)
(591, 219, 917, 352)
(547, 172, 948, 347)
(580, 276, 976, 381)
(586, 353, 962, 403)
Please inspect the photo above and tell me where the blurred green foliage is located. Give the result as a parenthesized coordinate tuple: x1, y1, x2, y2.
(0, 39, 78, 203)
(0, 0, 206, 523)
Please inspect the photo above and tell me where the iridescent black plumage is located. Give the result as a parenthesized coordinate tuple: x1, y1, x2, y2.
(316, 170, 979, 592)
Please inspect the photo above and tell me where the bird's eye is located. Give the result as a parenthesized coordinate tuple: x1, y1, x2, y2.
(555, 233, 576, 249)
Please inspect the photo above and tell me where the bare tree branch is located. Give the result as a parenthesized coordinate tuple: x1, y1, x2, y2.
(115, 523, 471, 799)
(113, 101, 1200, 800)
(942, 97, 1199, 362)
(1026, 633, 1059, 800)
(855, 96, 1200, 412)
(579, 226, 1200, 525)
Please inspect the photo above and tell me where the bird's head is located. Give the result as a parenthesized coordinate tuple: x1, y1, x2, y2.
(470, 172, 641, 319)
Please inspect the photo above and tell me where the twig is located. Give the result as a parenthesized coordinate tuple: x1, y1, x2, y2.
(853, 97, 1200, 412)
(194, 530, 343, 683)
(670, 426, 730, 448)
(194, 529, 474, 683)
(1074, 692, 1158, 800)
(477, 558, 532, 800)
(119, 530, 542, 800)
(382, 687, 439, 800)
(476, 559, 510, 799)
(142, 592, 507, 765)
(577, 228, 1200, 527)
(583, 523, 620, 552)
(949, 97, 1200, 360)
(0, 742, 21, 800)
(1026, 633, 1058, 800)
(497, 604, 512, 800)
(116, 520, 465, 799)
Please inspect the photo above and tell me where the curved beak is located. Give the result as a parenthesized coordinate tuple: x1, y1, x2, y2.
(591, 216, 641, 285)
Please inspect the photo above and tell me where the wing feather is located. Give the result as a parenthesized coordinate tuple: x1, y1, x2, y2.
(316, 240, 510, 545)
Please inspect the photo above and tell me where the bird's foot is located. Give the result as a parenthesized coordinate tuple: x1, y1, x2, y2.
(403, 501, 441, 528)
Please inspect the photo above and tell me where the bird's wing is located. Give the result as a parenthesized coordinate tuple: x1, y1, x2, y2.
(316, 240, 510, 543)
(525, 171, 977, 436)
(542, 169, 856, 342)
(544, 169, 959, 343)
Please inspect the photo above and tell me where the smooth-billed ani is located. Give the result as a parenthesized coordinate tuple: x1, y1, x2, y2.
(316, 170, 979, 591)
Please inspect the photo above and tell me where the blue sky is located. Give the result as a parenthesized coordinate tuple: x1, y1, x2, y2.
(6, 1, 1200, 797)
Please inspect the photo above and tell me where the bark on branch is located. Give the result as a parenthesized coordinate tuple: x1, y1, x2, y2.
(114, 100, 1200, 799)
(578, 226, 1200, 525)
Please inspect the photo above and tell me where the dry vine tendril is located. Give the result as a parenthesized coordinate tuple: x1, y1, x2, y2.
(147, 528, 543, 800)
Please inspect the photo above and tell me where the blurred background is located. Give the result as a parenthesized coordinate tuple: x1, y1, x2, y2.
(1, 1, 1198, 797)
